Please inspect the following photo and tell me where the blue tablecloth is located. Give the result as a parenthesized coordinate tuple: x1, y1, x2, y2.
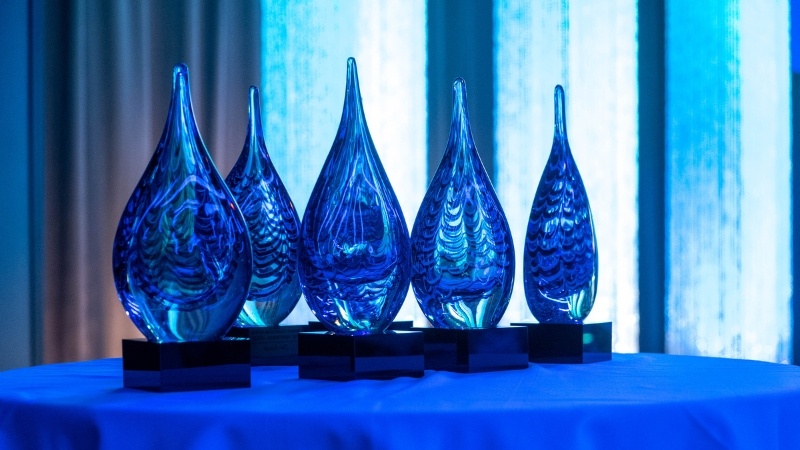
(1, 353, 799, 449)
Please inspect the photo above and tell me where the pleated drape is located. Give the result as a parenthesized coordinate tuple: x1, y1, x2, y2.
(43, 0, 261, 362)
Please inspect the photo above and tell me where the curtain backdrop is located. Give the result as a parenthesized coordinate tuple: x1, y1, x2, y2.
(38, 0, 795, 365)
(665, 0, 791, 362)
(43, 0, 261, 362)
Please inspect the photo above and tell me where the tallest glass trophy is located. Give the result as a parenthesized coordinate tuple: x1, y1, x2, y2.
(296, 58, 424, 380)
(113, 64, 252, 390)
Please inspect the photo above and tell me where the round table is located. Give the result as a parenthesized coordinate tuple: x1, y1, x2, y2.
(1, 353, 799, 449)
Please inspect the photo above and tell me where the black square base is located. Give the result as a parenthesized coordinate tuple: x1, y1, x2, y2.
(511, 322, 612, 364)
(414, 327, 529, 373)
(226, 325, 308, 366)
(122, 338, 251, 392)
(298, 331, 425, 381)
(306, 320, 414, 332)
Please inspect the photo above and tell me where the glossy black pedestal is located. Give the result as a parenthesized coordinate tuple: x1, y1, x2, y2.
(511, 322, 612, 364)
(298, 331, 425, 381)
(415, 327, 529, 373)
(122, 338, 251, 392)
(227, 325, 307, 366)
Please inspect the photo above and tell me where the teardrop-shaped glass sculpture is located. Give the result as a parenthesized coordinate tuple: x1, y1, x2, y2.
(298, 58, 412, 335)
(524, 85, 598, 324)
(225, 87, 302, 327)
(112, 64, 252, 342)
(410, 79, 515, 329)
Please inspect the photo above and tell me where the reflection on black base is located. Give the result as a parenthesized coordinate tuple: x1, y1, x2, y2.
(305, 320, 414, 332)
(122, 338, 251, 392)
(510, 322, 612, 364)
(227, 325, 308, 366)
(298, 331, 425, 381)
(414, 327, 529, 373)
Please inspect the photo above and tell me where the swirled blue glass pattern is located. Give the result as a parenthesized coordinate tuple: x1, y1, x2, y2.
(524, 85, 598, 324)
(411, 79, 514, 329)
(298, 58, 411, 335)
(226, 87, 301, 327)
(112, 64, 252, 342)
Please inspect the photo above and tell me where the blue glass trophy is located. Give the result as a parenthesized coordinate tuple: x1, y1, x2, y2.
(512, 85, 611, 364)
(224, 86, 306, 366)
(410, 79, 527, 372)
(113, 64, 251, 390)
(296, 58, 423, 380)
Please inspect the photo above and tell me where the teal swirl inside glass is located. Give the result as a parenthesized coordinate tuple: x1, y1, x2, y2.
(411, 78, 514, 329)
(112, 64, 252, 342)
(226, 86, 301, 327)
(524, 85, 598, 324)
(298, 58, 411, 335)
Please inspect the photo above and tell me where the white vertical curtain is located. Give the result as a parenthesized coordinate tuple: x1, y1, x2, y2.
(494, 0, 639, 351)
(260, 0, 428, 324)
(666, 0, 791, 362)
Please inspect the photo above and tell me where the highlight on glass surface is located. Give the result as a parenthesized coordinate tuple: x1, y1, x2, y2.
(297, 57, 412, 335)
(410, 78, 514, 329)
(226, 86, 302, 327)
(112, 64, 252, 343)
(523, 85, 598, 324)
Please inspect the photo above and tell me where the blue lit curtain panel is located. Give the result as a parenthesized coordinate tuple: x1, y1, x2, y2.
(260, 1, 427, 324)
(495, 1, 638, 350)
(666, 0, 791, 362)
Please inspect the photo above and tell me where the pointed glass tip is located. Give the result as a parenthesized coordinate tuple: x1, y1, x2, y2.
(451, 77, 470, 128)
(554, 84, 567, 137)
(345, 57, 360, 94)
(174, 63, 189, 77)
(341, 57, 364, 125)
(248, 86, 260, 115)
(249, 85, 259, 104)
(248, 85, 262, 130)
(173, 63, 189, 85)
(168, 63, 193, 122)
(453, 77, 467, 104)
(171, 64, 191, 103)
